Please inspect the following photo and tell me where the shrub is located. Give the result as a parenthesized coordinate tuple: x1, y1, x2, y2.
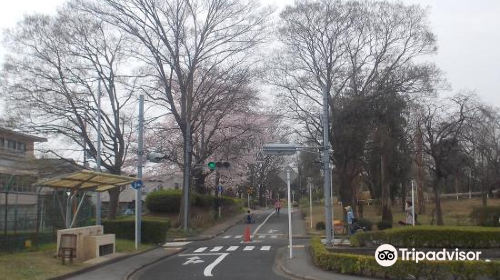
(146, 189, 182, 213)
(376, 220, 393, 230)
(316, 221, 326, 230)
(102, 217, 170, 244)
(350, 226, 500, 248)
(310, 237, 500, 280)
(356, 218, 373, 231)
(470, 206, 500, 227)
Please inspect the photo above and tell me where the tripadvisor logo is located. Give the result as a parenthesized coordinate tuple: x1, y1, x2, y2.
(375, 244, 482, 267)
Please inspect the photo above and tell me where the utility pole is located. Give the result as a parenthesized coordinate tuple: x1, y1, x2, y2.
(183, 121, 191, 231)
(136, 94, 144, 249)
(96, 79, 102, 226)
(322, 86, 333, 247)
(286, 168, 293, 258)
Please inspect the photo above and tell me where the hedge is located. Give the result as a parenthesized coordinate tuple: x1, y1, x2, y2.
(102, 218, 170, 244)
(470, 206, 500, 227)
(350, 226, 500, 248)
(376, 220, 393, 230)
(310, 237, 500, 280)
(146, 189, 239, 214)
(146, 189, 182, 213)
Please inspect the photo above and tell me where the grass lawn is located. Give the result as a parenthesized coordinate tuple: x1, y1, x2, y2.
(302, 198, 500, 235)
(0, 239, 155, 280)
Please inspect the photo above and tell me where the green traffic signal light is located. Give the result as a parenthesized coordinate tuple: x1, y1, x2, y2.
(208, 162, 216, 170)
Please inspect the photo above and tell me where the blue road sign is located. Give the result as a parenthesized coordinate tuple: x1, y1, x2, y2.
(131, 180, 143, 189)
(217, 185, 223, 193)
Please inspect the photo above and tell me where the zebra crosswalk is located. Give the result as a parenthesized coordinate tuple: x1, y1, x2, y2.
(220, 234, 280, 239)
(190, 245, 272, 253)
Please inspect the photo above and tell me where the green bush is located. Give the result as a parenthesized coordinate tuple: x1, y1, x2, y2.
(146, 189, 182, 213)
(316, 221, 326, 230)
(350, 226, 500, 248)
(470, 206, 500, 227)
(103, 217, 170, 244)
(310, 237, 500, 280)
(376, 220, 393, 230)
(356, 218, 373, 231)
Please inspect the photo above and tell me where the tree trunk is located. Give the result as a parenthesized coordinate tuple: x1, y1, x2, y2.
(193, 166, 206, 194)
(381, 154, 393, 222)
(107, 188, 120, 220)
(401, 180, 407, 212)
(338, 171, 354, 220)
(433, 177, 444, 225)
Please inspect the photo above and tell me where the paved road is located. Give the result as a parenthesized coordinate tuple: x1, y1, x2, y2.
(132, 209, 305, 280)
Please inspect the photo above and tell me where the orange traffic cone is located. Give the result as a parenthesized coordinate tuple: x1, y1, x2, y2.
(243, 225, 251, 242)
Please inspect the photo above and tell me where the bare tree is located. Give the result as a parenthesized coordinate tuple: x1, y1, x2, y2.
(269, 0, 439, 211)
(1, 6, 136, 219)
(420, 95, 473, 225)
(79, 0, 271, 225)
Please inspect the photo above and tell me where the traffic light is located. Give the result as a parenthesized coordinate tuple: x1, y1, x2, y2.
(208, 161, 230, 170)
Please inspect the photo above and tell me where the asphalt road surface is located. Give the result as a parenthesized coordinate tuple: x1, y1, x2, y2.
(132, 209, 303, 280)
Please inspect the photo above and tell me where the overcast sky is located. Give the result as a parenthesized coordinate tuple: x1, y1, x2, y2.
(1, 0, 499, 107)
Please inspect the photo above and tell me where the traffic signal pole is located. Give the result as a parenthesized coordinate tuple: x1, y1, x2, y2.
(322, 86, 333, 248)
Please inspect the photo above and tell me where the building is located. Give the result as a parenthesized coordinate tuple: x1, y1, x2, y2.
(0, 127, 82, 232)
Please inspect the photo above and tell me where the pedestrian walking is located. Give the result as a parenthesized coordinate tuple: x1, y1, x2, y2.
(275, 199, 282, 216)
(345, 205, 356, 236)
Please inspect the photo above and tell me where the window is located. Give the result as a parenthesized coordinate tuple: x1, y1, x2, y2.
(7, 140, 16, 149)
(0, 137, 4, 148)
(17, 142, 26, 152)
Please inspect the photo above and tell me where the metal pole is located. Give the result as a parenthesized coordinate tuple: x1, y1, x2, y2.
(182, 121, 191, 231)
(287, 168, 293, 258)
(96, 79, 102, 225)
(247, 193, 250, 209)
(136, 94, 144, 249)
(309, 182, 313, 229)
(322, 86, 333, 247)
(411, 180, 415, 226)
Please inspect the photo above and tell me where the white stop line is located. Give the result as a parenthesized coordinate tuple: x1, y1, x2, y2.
(179, 253, 229, 277)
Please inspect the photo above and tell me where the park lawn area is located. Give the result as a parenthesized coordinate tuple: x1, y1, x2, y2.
(302, 198, 500, 235)
(0, 239, 155, 280)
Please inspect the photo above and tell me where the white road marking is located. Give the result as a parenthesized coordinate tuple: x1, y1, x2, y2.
(179, 253, 229, 277)
(243, 246, 255, 251)
(204, 253, 229, 277)
(261, 246, 271, 251)
(253, 211, 276, 235)
(267, 229, 279, 234)
(234, 235, 243, 239)
(226, 246, 239, 251)
(183, 256, 204, 265)
(194, 247, 207, 253)
(210, 246, 223, 252)
(258, 235, 265, 239)
(222, 235, 231, 239)
(271, 235, 278, 239)
(163, 241, 192, 247)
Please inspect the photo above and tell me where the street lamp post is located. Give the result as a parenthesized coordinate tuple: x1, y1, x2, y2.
(262, 141, 334, 247)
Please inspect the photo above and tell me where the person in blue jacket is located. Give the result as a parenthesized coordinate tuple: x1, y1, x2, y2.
(345, 205, 355, 236)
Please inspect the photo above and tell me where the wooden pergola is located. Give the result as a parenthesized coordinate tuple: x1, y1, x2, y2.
(35, 170, 136, 228)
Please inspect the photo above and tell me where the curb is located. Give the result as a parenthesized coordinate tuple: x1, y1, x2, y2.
(125, 247, 187, 280)
(275, 247, 323, 280)
(48, 245, 161, 280)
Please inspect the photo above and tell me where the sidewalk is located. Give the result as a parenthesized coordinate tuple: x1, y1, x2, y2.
(276, 208, 366, 280)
